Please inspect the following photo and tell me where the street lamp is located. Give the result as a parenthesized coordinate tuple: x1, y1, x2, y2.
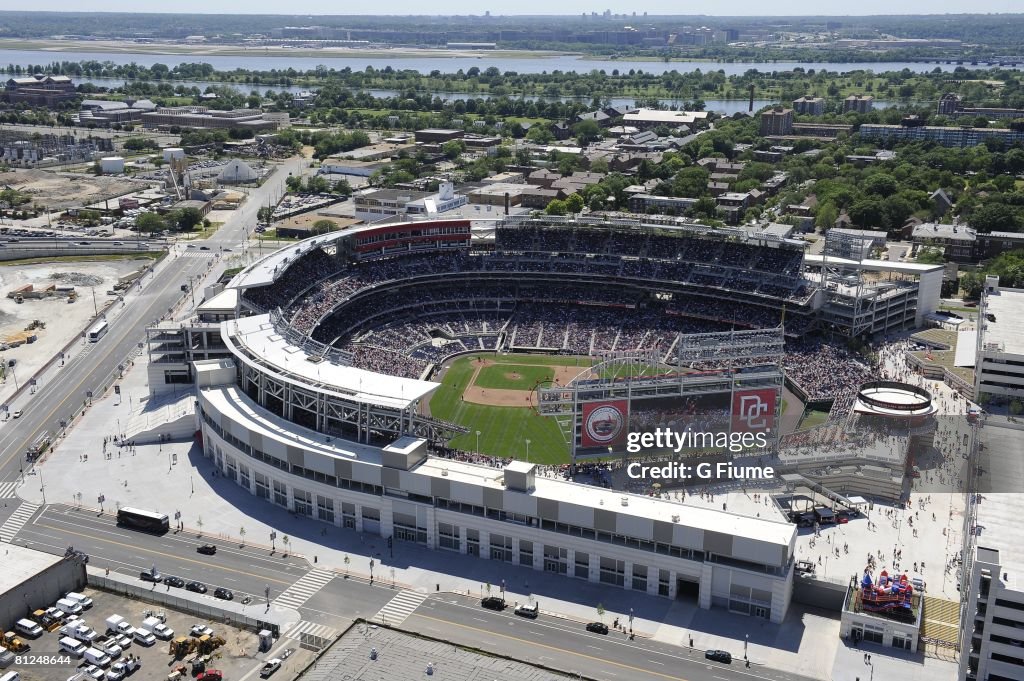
(745, 634, 748, 659)
(525, 439, 531, 464)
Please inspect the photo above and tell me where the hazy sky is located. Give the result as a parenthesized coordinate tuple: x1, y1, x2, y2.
(12, 1, 1024, 15)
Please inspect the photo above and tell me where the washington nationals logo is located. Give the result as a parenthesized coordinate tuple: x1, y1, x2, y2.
(585, 404, 625, 444)
(737, 394, 769, 430)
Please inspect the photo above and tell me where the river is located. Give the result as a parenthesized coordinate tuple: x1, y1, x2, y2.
(1, 47, 1015, 76)
(60, 76, 903, 114)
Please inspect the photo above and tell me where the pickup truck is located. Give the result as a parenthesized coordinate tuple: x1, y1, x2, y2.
(259, 659, 281, 678)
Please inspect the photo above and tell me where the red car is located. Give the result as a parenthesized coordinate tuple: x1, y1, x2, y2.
(197, 671, 222, 681)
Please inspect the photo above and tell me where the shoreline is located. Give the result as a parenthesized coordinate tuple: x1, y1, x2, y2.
(0, 38, 577, 61)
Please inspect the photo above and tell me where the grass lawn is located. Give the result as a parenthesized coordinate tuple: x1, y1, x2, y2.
(797, 409, 831, 431)
(0, 252, 161, 266)
(430, 353, 577, 463)
(474, 363, 554, 390)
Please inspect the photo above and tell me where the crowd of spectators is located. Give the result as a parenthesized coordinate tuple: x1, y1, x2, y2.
(784, 338, 874, 401)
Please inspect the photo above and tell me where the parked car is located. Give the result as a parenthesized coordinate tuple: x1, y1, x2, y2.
(480, 596, 505, 611)
(163, 576, 185, 589)
(585, 622, 609, 635)
(514, 602, 539, 619)
(259, 660, 281, 678)
(138, 569, 162, 583)
(189, 625, 213, 638)
(196, 671, 222, 681)
(185, 582, 207, 595)
(11, 410, 22, 419)
(705, 650, 732, 664)
(83, 665, 105, 680)
(196, 544, 216, 555)
(213, 588, 233, 601)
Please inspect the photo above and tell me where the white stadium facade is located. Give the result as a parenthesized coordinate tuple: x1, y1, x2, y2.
(145, 215, 944, 623)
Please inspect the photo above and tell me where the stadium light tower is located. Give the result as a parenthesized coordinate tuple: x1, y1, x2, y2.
(525, 439, 531, 464)
(475, 430, 481, 455)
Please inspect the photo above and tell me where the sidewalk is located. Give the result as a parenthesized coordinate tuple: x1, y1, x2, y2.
(16, 342, 958, 681)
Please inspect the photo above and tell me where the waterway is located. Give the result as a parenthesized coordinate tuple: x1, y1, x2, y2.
(63, 76, 903, 114)
(1, 47, 1015, 76)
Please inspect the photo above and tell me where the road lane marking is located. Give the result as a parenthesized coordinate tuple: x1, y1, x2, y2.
(32, 521, 293, 585)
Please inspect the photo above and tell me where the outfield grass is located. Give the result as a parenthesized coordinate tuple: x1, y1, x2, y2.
(430, 354, 575, 463)
(797, 409, 831, 431)
(474, 363, 554, 390)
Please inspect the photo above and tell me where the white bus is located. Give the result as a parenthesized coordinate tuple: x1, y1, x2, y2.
(87, 320, 109, 342)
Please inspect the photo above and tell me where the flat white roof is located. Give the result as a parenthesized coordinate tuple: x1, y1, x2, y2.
(623, 109, 709, 125)
(983, 288, 1024, 356)
(229, 233, 347, 289)
(804, 253, 944, 274)
(955, 328, 977, 367)
(198, 287, 238, 313)
(0, 544, 62, 595)
(225, 314, 438, 409)
(201, 385, 384, 465)
(417, 458, 795, 548)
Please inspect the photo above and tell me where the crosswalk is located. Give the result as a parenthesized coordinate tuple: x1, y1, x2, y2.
(283, 620, 338, 641)
(273, 568, 335, 609)
(179, 251, 217, 258)
(0, 482, 19, 498)
(0, 501, 39, 542)
(373, 590, 427, 627)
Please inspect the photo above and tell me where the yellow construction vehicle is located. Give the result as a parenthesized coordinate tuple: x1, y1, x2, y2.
(3, 632, 29, 653)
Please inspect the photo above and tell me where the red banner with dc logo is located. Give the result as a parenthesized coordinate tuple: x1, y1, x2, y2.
(731, 389, 777, 434)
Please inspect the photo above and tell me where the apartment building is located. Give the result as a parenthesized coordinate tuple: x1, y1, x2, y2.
(791, 96, 826, 116)
(760, 108, 794, 137)
(843, 95, 875, 114)
(859, 124, 1024, 149)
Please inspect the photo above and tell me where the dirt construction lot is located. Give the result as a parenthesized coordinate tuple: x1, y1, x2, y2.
(0, 259, 152, 407)
(0, 170, 146, 211)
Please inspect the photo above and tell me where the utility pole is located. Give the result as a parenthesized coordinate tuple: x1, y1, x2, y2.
(91, 287, 98, 316)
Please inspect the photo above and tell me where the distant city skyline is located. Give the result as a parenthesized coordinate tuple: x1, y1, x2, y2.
(7, 1, 1024, 16)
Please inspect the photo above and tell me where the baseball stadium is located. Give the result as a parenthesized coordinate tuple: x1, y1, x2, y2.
(160, 215, 943, 617)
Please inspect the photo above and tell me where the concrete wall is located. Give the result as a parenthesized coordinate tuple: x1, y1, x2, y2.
(0, 245, 159, 263)
(791, 574, 848, 610)
(0, 559, 86, 630)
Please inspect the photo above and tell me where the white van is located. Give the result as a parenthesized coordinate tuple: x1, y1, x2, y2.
(59, 637, 88, 657)
(65, 592, 94, 609)
(14, 619, 43, 638)
(131, 630, 155, 646)
(83, 649, 111, 668)
(56, 598, 83, 616)
(1, 670, 20, 681)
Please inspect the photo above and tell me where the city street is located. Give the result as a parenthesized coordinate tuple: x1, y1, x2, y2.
(0, 159, 293, 528)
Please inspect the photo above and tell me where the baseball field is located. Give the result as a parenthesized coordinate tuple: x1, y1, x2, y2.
(428, 353, 594, 463)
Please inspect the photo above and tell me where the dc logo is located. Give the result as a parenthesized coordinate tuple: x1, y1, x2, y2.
(738, 395, 769, 430)
(585, 405, 624, 443)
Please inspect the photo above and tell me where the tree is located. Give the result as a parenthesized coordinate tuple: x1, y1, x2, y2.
(257, 206, 273, 224)
(971, 203, 1020, 233)
(136, 212, 165, 233)
(596, 602, 606, 623)
(311, 219, 335, 235)
(916, 246, 946, 265)
(196, 516, 204, 537)
(1011, 400, 1024, 416)
(673, 167, 709, 198)
(239, 526, 246, 546)
(961, 271, 984, 299)
(282, 535, 290, 555)
(589, 158, 609, 175)
(442, 140, 465, 160)
(565, 193, 585, 214)
(526, 125, 554, 144)
(815, 201, 839, 231)
(168, 207, 203, 232)
(332, 178, 352, 195)
(573, 119, 602, 146)
(544, 199, 569, 216)
(344, 555, 350, 577)
(285, 175, 303, 192)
